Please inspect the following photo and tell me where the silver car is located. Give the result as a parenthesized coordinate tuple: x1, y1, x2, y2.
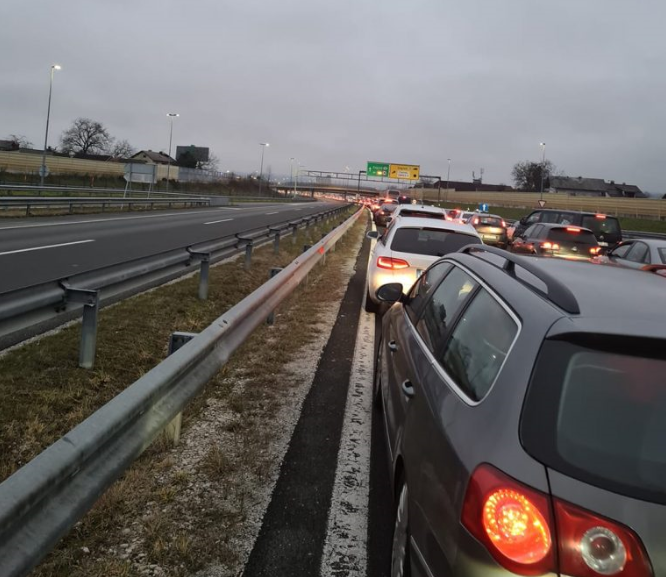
(375, 246, 665, 576)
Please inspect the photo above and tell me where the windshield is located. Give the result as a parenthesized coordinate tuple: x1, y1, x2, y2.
(474, 216, 503, 227)
(547, 228, 597, 244)
(521, 335, 665, 504)
(581, 216, 621, 237)
(390, 227, 479, 257)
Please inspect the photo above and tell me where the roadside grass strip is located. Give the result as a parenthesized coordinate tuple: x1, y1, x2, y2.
(0, 207, 362, 577)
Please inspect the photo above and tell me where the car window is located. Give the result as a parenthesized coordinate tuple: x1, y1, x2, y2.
(558, 213, 578, 225)
(525, 224, 541, 238)
(416, 268, 477, 352)
(526, 212, 541, 224)
(398, 209, 445, 220)
(438, 289, 518, 401)
(390, 227, 479, 257)
(581, 216, 621, 237)
(658, 247, 666, 264)
(540, 211, 560, 223)
(473, 215, 502, 227)
(611, 243, 632, 258)
(407, 262, 453, 319)
(547, 228, 597, 244)
(626, 242, 649, 263)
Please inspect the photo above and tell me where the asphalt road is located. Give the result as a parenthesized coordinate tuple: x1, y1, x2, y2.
(0, 202, 338, 293)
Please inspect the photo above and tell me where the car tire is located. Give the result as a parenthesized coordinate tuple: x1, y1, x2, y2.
(373, 338, 383, 409)
(365, 289, 379, 314)
(391, 480, 411, 577)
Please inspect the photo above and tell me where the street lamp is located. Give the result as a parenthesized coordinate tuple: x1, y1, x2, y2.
(40, 64, 61, 188)
(258, 142, 269, 194)
(539, 142, 546, 200)
(166, 113, 179, 191)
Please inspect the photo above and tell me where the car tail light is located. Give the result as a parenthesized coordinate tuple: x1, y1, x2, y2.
(501, 219, 507, 227)
(541, 242, 560, 251)
(461, 465, 554, 574)
(376, 256, 409, 269)
(554, 499, 653, 577)
(590, 247, 601, 255)
(473, 217, 480, 225)
(566, 227, 582, 233)
(461, 465, 653, 577)
(595, 213, 607, 219)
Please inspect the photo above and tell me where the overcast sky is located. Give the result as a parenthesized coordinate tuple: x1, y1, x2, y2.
(1, 0, 666, 192)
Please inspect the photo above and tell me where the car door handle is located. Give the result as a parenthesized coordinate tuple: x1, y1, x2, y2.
(401, 379, 415, 398)
(388, 340, 398, 352)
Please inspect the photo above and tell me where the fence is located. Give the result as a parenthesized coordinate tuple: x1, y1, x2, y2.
(412, 188, 666, 220)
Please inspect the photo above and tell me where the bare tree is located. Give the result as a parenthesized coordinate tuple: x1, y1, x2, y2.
(4, 134, 33, 149)
(198, 154, 220, 171)
(60, 118, 112, 155)
(109, 139, 135, 159)
(511, 160, 556, 191)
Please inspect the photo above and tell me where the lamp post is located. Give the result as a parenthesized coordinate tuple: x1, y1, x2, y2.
(539, 142, 546, 200)
(289, 157, 295, 196)
(441, 158, 451, 205)
(40, 64, 61, 188)
(258, 142, 269, 194)
(165, 113, 179, 191)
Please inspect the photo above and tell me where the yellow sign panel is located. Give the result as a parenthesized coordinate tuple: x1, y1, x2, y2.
(389, 163, 420, 180)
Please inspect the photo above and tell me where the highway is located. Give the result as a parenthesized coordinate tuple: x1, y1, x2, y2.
(0, 202, 337, 293)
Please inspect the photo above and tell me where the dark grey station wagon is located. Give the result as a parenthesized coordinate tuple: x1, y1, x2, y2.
(375, 246, 665, 577)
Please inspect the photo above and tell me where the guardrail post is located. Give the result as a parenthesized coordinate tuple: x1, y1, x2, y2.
(61, 284, 100, 369)
(271, 227, 282, 254)
(267, 267, 283, 324)
(164, 332, 197, 444)
(243, 240, 254, 270)
(188, 251, 211, 300)
(292, 224, 298, 244)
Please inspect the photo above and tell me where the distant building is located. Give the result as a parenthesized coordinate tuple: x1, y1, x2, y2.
(549, 176, 646, 198)
(0, 140, 19, 151)
(130, 150, 174, 165)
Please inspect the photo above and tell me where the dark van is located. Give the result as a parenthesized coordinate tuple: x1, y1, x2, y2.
(513, 209, 622, 248)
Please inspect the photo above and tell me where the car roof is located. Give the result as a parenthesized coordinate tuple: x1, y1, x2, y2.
(531, 223, 593, 232)
(394, 204, 445, 215)
(471, 213, 503, 219)
(627, 238, 666, 248)
(528, 208, 617, 218)
(390, 216, 479, 235)
(450, 251, 665, 337)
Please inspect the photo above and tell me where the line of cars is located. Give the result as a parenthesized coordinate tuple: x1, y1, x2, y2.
(364, 202, 665, 576)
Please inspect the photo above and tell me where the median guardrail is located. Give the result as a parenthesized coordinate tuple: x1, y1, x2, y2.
(0, 205, 363, 577)
(0, 205, 353, 362)
(0, 196, 211, 215)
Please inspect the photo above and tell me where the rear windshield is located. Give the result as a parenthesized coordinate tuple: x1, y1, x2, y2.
(547, 228, 597, 244)
(380, 204, 397, 212)
(399, 209, 445, 220)
(521, 335, 665, 504)
(474, 216, 503, 226)
(581, 216, 621, 236)
(658, 247, 666, 263)
(391, 227, 479, 257)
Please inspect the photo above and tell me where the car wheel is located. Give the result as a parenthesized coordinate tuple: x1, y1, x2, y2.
(373, 338, 383, 409)
(391, 481, 411, 577)
(365, 289, 379, 314)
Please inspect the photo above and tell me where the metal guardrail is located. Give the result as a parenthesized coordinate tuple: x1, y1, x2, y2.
(0, 205, 363, 577)
(0, 205, 352, 358)
(0, 196, 211, 215)
(622, 230, 666, 240)
(0, 184, 209, 198)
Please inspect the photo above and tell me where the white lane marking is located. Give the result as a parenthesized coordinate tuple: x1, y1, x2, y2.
(0, 239, 95, 256)
(321, 240, 375, 576)
(204, 218, 234, 225)
(0, 208, 239, 232)
(265, 211, 279, 215)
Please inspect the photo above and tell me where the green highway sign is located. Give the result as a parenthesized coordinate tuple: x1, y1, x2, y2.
(367, 162, 390, 177)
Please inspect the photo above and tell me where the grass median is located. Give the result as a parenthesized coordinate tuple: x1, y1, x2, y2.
(0, 206, 365, 577)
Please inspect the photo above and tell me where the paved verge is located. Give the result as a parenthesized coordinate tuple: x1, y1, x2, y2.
(242, 232, 369, 577)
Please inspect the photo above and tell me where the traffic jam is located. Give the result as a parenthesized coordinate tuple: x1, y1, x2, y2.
(361, 192, 665, 577)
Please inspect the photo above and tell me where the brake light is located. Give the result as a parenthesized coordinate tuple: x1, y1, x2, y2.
(473, 217, 480, 225)
(541, 242, 560, 250)
(376, 256, 409, 269)
(566, 227, 582, 233)
(590, 247, 601, 255)
(462, 465, 653, 577)
(554, 499, 653, 577)
(595, 213, 607, 219)
(462, 465, 554, 574)
(501, 219, 507, 228)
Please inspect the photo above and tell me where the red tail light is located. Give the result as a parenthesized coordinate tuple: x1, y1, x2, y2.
(473, 217, 480, 225)
(462, 465, 653, 577)
(501, 219, 507, 228)
(590, 247, 601, 255)
(541, 242, 560, 250)
(595, 213, 607, 219)
(554, 499, 652, 577)
(376, 256, 409, 269)
(566, 227, 582, 233)
(462, 465, 554, 574)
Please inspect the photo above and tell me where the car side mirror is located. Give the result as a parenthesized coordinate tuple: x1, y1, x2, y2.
(366, 230, 381, 240)
(376, 283, 405, 303)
